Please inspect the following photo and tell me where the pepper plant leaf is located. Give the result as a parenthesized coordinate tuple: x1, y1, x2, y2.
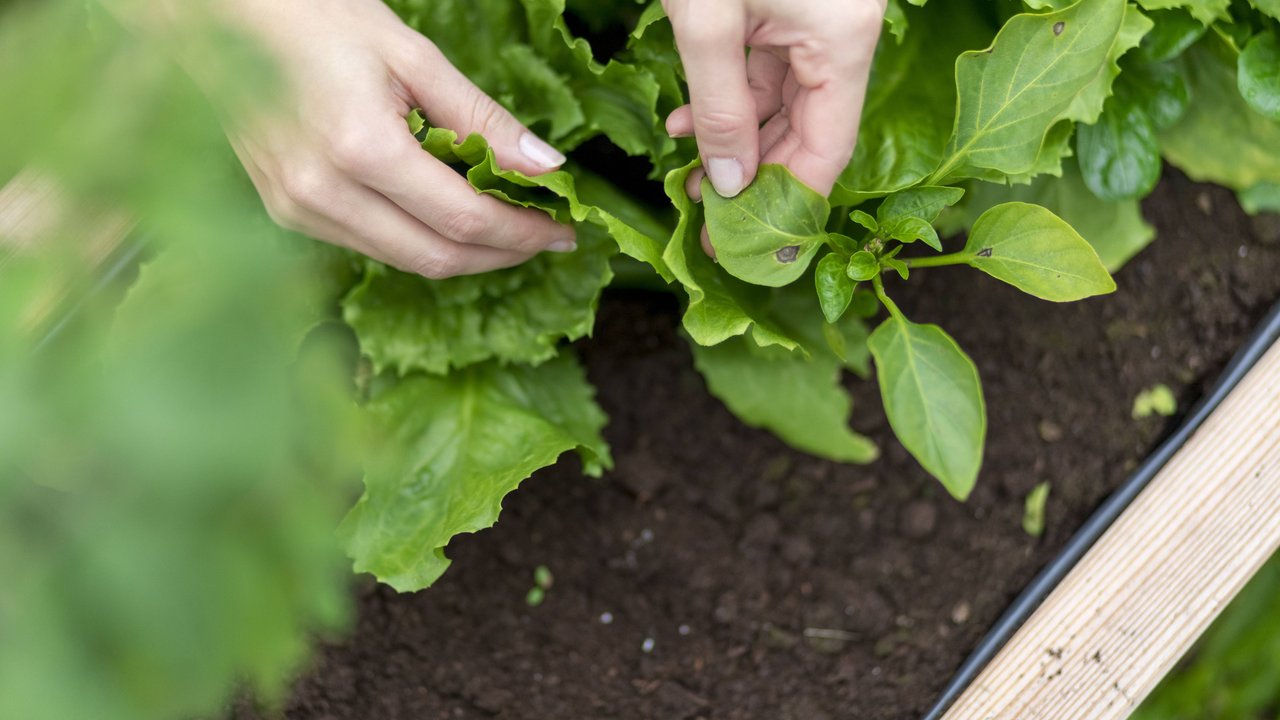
(703, 165, 830, 287)
(340, 353, 611, 592)
(963, 202, 1116, 302)
(1076, 91, 1162, 201)
(934, 0, 1128, 183)
(868, 314, 985, 499)
(815, 253, 856, 324)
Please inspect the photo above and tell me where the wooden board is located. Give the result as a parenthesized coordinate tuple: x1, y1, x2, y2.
(942, 340, 1280, 719)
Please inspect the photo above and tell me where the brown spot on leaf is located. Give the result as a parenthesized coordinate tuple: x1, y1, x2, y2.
(1053, 21, 1066, 36)
(978, 247, 994, 258)
(776, 246, 800, 263)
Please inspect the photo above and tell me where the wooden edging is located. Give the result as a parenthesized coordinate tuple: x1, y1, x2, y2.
(941, 340, 1280, 719)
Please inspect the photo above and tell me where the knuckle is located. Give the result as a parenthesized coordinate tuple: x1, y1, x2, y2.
(832, 3, 884, 40)
(328, 123, 388, 176)
(277, 164, 330, 212)
(437, 205, 490, 244)
(407, 249, 461, 280)
(676, 18, 731, 50)
(695, 107, 752, 137)
(463, 93, 508, 136)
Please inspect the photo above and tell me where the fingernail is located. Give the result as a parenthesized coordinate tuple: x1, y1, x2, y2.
(548, 238, 577, 253)
(705, 157, 745, 198)
(519, 132, 566, 169)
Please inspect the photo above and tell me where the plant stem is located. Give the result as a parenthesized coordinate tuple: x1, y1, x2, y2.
(903, 252, 971, 269)
(871, 275, 906, 323)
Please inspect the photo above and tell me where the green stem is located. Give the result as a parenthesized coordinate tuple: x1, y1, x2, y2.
(902, 252, 972, 269)
(871, 275, 906, 323)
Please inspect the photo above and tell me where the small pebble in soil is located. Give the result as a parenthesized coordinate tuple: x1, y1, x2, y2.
(599, 612, 614, 625)
(641, 637, 655, 653)
(951, 601, 972, 625)
(678, 624, 691, 636)
(1037, 419, 1065, 443)
(901, 501, 938, 539)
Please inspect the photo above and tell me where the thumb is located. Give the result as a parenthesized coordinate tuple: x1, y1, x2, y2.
(399, 41, 565, 176)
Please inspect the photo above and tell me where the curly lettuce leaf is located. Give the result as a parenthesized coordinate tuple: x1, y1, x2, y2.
(340, 352, 610, 591)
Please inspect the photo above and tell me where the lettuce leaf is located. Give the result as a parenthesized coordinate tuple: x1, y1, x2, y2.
(340, 352, 610, 591)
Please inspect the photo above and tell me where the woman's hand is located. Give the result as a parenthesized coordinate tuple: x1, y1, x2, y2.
(663, 0, 886, 200)
(127, 0, 577, 279)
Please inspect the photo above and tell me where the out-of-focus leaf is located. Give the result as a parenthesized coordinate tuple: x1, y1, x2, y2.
(1077, 92, 1162, 201)
(339, 353, 610, 592)
(1135, 0, 1230, 26)
(1239, 31, 1280, 122)
(1161, 39, 1280, 191)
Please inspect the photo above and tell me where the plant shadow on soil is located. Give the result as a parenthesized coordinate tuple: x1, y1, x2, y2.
(233, 170, 1280, 720)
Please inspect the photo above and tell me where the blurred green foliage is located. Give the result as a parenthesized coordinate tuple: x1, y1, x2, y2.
(1135, 553, 1280, 720)
(0, 2, 363, 719)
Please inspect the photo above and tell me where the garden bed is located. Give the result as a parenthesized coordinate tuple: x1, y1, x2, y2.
(235, 170, 1280, 720)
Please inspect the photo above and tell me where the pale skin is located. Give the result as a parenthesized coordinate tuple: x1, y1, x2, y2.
(121, 0, 886, 278)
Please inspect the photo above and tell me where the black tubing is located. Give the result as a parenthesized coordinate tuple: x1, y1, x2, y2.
(922, 299, 1280, 720)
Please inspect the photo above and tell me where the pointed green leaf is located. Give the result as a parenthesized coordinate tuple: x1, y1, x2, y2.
(816, 253, 856, 324)
(883, 216, 943, 251)
(954, 160, 1155, 273)
(868, 315, 985, 499)
(703, 165, 830, 287)
(877, 186, 966, 226)
(850, 209, 880, 233)
(1240, 31, 1280, 122)
(936, 0, 1127, 182)
(339, 354, 611, 591)
(963, 202, 1116, 302)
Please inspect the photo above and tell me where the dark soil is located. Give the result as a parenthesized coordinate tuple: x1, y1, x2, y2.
(236, 170, 1280, 720)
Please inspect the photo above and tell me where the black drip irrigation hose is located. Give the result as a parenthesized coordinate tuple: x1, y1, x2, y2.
(922, 299, 1280, 720)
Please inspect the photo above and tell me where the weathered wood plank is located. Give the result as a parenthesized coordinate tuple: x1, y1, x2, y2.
(943, 340, 1280, 719)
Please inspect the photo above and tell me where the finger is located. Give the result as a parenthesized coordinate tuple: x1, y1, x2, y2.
(325, 109, 576, 254)
(396, 38, 567, 177)
(685, 167, 705, 202)
(666, 48, 785, 139)
(310, 179, 535, 279)
(669, 2, 757, 198)
(763, 20, 880, 195)
(700, 224, 716, 261)
(758, 111, 792, 160)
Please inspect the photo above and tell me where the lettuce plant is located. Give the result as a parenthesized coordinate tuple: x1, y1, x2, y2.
(340, 0, 1280, 590)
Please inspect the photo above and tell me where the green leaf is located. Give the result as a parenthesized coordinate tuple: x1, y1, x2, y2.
(342, 225, 613, 376)
(963, 202, 1116, 302)
(953, 160, 1155, 273)
(1135, 8, 1206, 62)
(1076, 92, 1162, 201)
(1239, 182, 1280, 215)
(1132, 383, 1177, 419)
(422, 127, 671, 279)
(850, 209, 880, 233)
(868, 314, 985, 499)
(690, 337, 878, 464)
(832, 3, 992, 202)
(1135, 0, 1230, 26)
(662, 160, 801, 350)
(815, 253, 856, 323)
(1116, 58, 1190, 130)
(883, 216, 943, 251)
(935, 0, 1128, 183)
(703, 165, 831, 287)
(847, 251, 881, 282)
(1023, 482, 1051, 538)
(340, 354, 611, 591)
(877, 186, 966, 226)
(1161, 39, 1280, 191)
(1240, 31, 1280, 122)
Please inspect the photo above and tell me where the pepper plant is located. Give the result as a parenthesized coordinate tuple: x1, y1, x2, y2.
(335, 0, 1280, 591)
